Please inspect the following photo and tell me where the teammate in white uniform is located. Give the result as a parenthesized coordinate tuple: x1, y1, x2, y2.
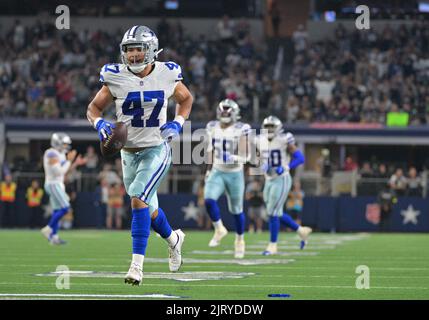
(256, 116, 312, 255)
(41, 133, 85, 245)
(204, 99, 251, 258)
(87, 26, 193, 286)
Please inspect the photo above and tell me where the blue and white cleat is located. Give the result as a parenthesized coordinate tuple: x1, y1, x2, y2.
(168, 229, 185, 272)
(50, 235, 67, 245)
(40, 225, 53, 241)
(262, 242, 277, 256)
(234, 239, 245, 259)
(124, 263, 143, 286)
(297, 226, 312, 250)
(209, 225, 228, 247)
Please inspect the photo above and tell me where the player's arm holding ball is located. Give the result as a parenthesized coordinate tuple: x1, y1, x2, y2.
(86, 83, 115, 141)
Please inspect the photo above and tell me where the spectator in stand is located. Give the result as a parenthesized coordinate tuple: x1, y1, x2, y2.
(83, 145, 99, 172)
(245, 177, 265, 234)
(0, 174, 17, 228)
(358, 162, 376, 195)
(373, 163, 389, 193)
(344, 156, 358, 171)
(286, 181, 305, 226)
(292, 24, 308, 53)
(26, 180, 44, 228)
(99, 163, 121, 186)
(269, 0, 281, 38)
(407, 166, 423, 197)
(216, 15, 235, 45)
(189, 50, 207, 82)
(106, 183, 125, 230)
(389, 168, 408, 196)
(360, 162, 374, 178)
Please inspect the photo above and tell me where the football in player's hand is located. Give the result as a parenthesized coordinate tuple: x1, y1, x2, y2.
(100, 122, 127, 158)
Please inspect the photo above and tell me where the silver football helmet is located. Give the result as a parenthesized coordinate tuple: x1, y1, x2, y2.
(50, 132, 72, 152)
(262, 116, 283, 139)
(120, 25, 162, 73)
(216, 99, 241, 124)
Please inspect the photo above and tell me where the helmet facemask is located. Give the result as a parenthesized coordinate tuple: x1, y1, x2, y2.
(219, 106, 233, 124)
(121, 43, 150, 73)
(263, 124, 278, 139)
(51, 133, 72, 153)
(120, 26, 162, 74)
(216, 99, 240, 124)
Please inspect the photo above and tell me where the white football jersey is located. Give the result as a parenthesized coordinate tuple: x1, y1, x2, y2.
(206, 120, 251, 173)
(43, 148, 69, 184)
(100, 61, 183, 148)
(256, 132, 295, 179)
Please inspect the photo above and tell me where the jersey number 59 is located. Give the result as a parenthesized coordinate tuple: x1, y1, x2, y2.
(122, 90, 164, 127)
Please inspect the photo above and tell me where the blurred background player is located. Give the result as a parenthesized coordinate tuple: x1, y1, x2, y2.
(204, 99, 251, 258)
(40, 133, 86, 244)
(86, 25, 193, 285)
(256, 116, 312, 255)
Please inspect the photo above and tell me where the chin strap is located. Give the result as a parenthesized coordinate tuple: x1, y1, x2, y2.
(155, 48, 163, 58)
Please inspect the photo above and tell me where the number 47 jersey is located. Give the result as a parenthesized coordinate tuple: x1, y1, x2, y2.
(99, 61, 183, 148)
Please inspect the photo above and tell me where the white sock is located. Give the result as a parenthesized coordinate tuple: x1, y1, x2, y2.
(166, 231, 179, 248)
(269, 242, 277, 246)
(132, 254, 144, 269)
(213, 220, 224, 230)
(236, 234, 244, 242)
(296, 226, 303, 233)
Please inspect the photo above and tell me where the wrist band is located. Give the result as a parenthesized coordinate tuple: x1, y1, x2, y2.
(174, 115, 185, 127)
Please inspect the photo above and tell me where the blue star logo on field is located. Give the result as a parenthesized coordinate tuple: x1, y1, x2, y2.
(181, 201, 200, 222)
(400, 205, 420, 225)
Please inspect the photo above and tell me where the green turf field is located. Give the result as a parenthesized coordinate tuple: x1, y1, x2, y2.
(0, 230, 428, 300)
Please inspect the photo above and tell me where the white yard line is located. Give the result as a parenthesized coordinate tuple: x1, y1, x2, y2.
(0, 293, 182, 299)
(0, 283, 427, 290)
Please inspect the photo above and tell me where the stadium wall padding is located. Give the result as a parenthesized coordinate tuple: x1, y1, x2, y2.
(2, 191, 428, 232)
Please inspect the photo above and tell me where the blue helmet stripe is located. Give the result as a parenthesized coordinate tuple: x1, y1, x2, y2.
(132, 25, 140, 38)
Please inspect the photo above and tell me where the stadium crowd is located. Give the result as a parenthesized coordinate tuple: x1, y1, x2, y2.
(287, 22, 429, 125)
(0, 17, 271, 123)
(2, 18, 428, 125)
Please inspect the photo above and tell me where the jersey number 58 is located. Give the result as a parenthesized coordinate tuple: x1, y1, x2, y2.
(122, 90, 164, 127)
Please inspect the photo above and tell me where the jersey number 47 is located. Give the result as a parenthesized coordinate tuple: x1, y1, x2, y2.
(122, 90, 164, 128)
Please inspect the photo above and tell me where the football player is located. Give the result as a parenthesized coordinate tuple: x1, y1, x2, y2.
(256, 116, 312, 255)
(86, 26, 193, 285)
(41, 133, 86, 245)
(204, 99, 251, 258)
